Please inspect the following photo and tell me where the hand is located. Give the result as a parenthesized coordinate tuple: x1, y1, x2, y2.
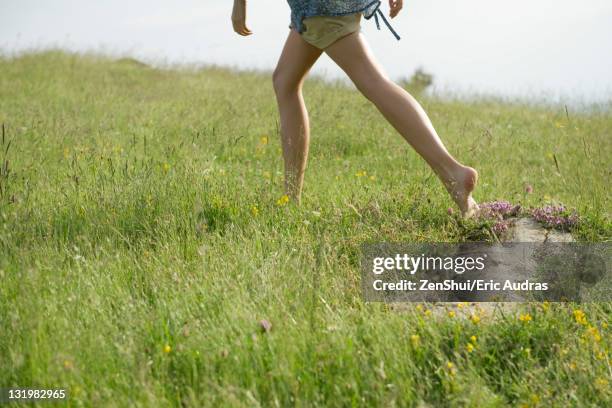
(232, 0, 252, 36)
(389, 0, 403, 18)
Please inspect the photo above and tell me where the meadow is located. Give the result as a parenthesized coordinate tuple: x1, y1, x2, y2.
(0, 51, 610, 407)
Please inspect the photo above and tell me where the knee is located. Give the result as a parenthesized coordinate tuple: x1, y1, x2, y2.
(272, 68, 300, 97)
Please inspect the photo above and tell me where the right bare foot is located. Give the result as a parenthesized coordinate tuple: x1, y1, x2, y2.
(444, 166, 479, 218)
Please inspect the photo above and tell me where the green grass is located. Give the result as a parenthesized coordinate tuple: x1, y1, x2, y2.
(0, 51, 610, 407)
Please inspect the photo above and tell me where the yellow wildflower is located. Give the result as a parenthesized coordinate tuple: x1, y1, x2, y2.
(251, 206, 259, 217)
(595, 377, 609, 391)
(466, 343, 474, 353)
(163, 345, 172, 354)
(470, 335, 477, 343)
(446, 361, 454, 369)
(585, 325, 602, 342)
(260, 135, 269, 145)
(355, 170, 367, 177)
(519, 313, 532, 323)
(410, 334, 420, 347)
(448, 310, 456, 318)
(276, 195, 289, 206)
(541, 301, 550, 311)
(424, 309, 432, 317)
(470, 314, 481, 324)
(162, 163, 170, 173)
(415, 304, 423, 312)
(573, 309, 588, 325)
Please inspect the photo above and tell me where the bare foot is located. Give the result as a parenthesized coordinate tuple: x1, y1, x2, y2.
(444, 166, 479, 218)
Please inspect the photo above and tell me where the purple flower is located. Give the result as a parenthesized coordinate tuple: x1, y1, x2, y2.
(479, 201, 521, 220)
(531, 205, 579, 231)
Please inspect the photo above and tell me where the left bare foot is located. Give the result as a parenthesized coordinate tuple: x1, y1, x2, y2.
(444, 165, 479, 218)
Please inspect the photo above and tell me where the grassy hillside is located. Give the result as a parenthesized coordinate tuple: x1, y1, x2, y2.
(0, 51, 610, 406)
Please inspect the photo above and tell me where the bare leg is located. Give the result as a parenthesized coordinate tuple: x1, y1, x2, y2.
(325, 32, 479, 217)
(273, 30, 323, 203)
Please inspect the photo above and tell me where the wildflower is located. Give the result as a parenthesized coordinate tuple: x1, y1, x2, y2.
(585, 325, 601, 342)
(163, 345, 172, 354)
(602, 322, 608, 329)
(573, 309, 588, 325)
(355, 170, 367, 177)
(424, 309, 432, 317)
(466, 343, 474, 353)
(251, 206, 259, 217)
(448, 310, 456, 318)
(410, 334, 420, 348)
(569, 362, 577, 371)
(596, 351, 606, 360)
(479, 201, 520, 219)
(457, 302, 466, 309)
(415, 304, 424, 312)
(446, 361, 454, 369)
(595, 377, 609, 391)
(519, 313, 532, 323)
(162, 163, 170, 173)
(525, 184, 533, 194)
(532, 205, 580, 231)
(63, 360, 73, 370)
(369, 175, 376, 181)
(276, 195, 289, 206)
(541, 301, 550, 311)
(470, 335, 477, 343)
(470, 314, 481, 324)
(492, 220, 510, 235)
(260, 135, 269, 145)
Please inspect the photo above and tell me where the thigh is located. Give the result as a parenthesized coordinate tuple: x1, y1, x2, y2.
(323, 32, 390, 91)
(274, 29, 323, 88)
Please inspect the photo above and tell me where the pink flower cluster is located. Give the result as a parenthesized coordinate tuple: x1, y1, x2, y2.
(478, 201, 521, 236)
(531, 205, 580, 231)
(479, 201, 521, 220)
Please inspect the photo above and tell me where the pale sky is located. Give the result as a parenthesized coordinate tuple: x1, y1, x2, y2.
(1, 0, 611, 104)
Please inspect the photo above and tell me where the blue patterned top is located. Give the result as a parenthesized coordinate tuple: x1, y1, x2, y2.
(287, 0, 400, 40)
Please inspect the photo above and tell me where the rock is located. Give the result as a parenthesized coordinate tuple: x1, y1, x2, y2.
(510, 218, 575, 243)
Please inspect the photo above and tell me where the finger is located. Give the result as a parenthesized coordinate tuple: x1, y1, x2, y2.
(390, 4, 403, 18)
